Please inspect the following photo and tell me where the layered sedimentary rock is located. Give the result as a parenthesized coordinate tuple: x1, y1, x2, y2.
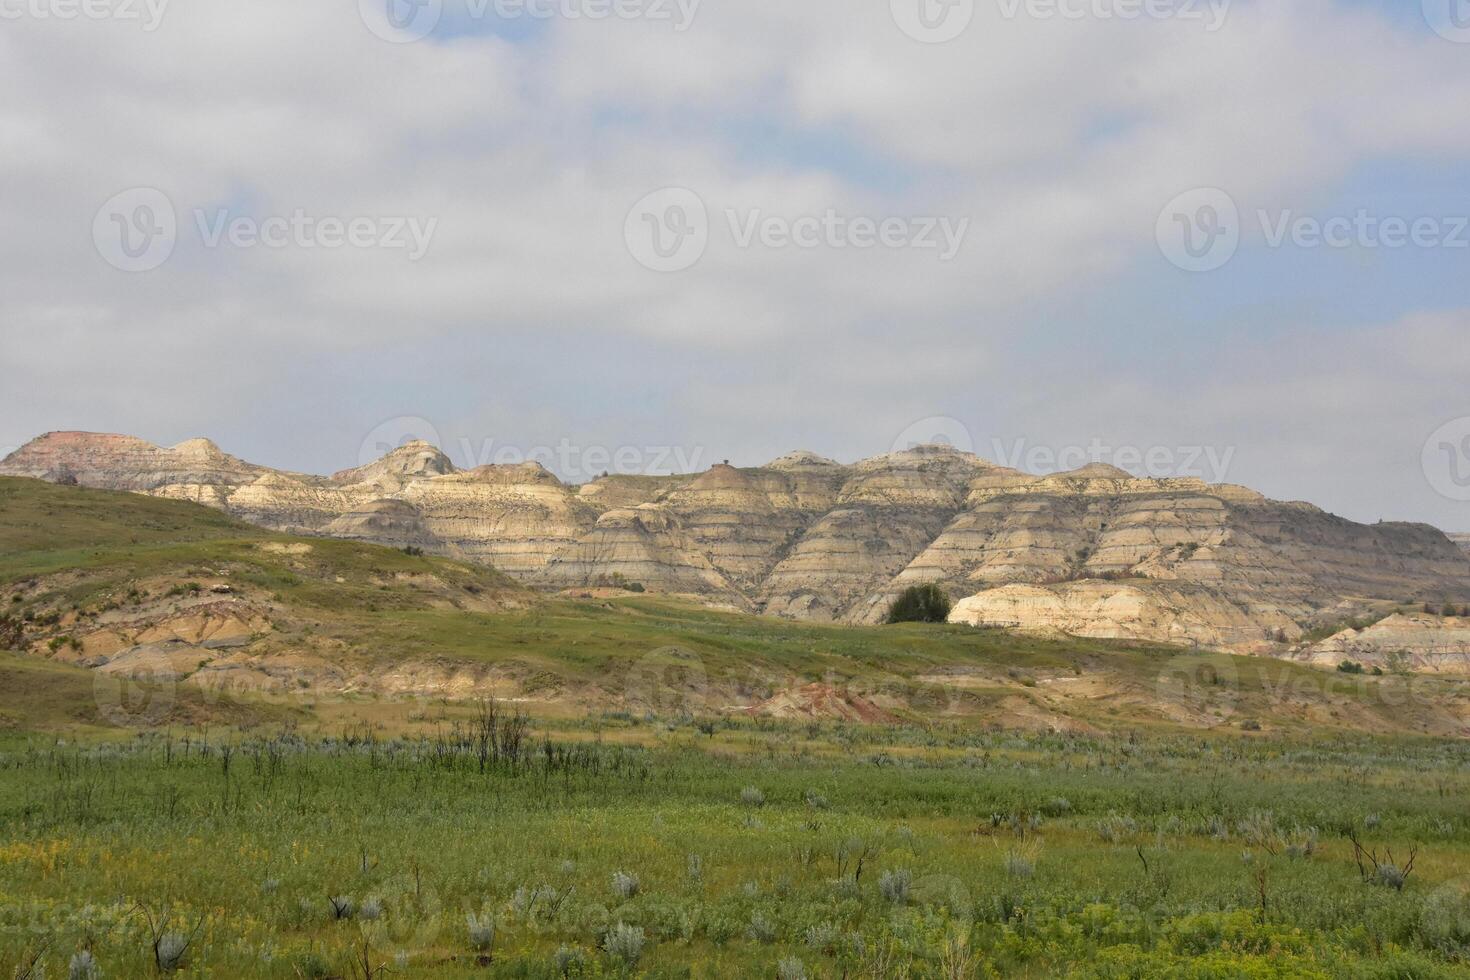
(948, 582, 1301, 649)
(397, 465, 599, 575)
(0, 432, 271, 491)
(745, 683, 898, 723)
(1453, 533, 1470, 556)
(6, 430, 1469, 656)
(763, 447, 988, 620)
(321, 499, 441, 551)
(536, 505, 745, 601)
(575, 474, 686, 511)
(653, 458, 850, 597)
(331, 441, 456, 490)
(1299, 612, 1470, 675)
(201, 474, 365, 534)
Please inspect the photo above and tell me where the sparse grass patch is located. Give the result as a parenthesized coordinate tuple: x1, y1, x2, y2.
(0, 721, 1466, 976)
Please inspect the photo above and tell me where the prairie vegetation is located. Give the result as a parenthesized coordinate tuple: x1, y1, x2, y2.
(3, 477, 1470, 975)
(2, 717, 1470, 977)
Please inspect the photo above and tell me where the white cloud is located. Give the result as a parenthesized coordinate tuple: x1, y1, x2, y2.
(1, 0, 1467, 527)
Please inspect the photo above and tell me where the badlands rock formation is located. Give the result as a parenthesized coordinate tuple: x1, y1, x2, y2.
(5, 431, 1469, 654)
(947, 582, 1300, 649)
(1453, 533, 1470, 556)
(1299, 612, 1470, 675)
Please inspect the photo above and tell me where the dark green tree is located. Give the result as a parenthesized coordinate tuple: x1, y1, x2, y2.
(886, 584, 952, 625)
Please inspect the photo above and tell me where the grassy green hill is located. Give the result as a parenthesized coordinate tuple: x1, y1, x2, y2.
(1, 475, 1468, 739)
(0, 476, 525, 731)
(0, 475, 518, 601)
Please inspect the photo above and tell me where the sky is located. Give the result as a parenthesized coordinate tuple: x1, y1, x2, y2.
(2, 0, 1469, 529)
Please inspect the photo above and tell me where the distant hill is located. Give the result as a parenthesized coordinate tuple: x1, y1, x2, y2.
(0, 475, 526, 714)
(3, 476, 1470, 736)
(5, 431, 1469, 655)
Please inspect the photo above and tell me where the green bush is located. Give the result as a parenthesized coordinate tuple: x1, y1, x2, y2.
(0, 615, 23, 650)
(886, 584, 952, 624)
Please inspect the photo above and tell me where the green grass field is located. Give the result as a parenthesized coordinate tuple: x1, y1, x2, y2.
(2, 721, 1470, 978)
(2, 477, 1470, 977)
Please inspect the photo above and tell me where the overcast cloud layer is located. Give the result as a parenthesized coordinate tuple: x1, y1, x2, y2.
(2, 0, 1469, 530)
